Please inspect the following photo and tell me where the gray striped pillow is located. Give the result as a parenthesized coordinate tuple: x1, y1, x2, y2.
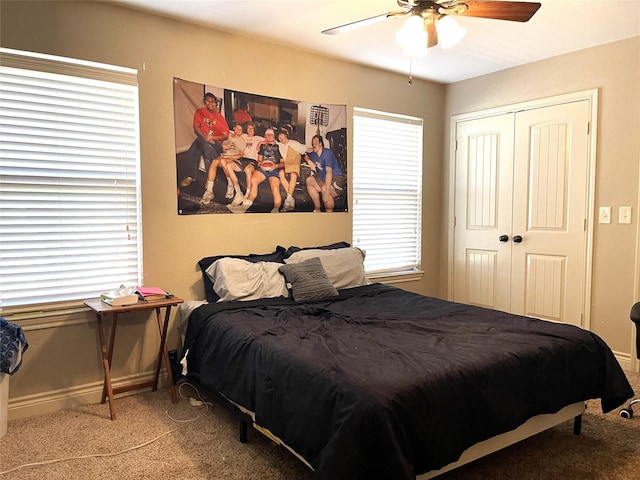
(279, 257, 338, 302)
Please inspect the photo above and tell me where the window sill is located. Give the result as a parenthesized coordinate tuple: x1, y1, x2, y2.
(1, 300, 90, 330)
(367, 270, 425, 285)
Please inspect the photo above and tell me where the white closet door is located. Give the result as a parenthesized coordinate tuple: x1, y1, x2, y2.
(453, 100, 590, 327)
(453, 113, 514, 312)
(510, 100, 590, 326)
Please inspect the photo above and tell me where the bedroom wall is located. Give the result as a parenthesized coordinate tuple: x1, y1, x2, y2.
(2, 1, 637, 421)
(0, 1, 445, 418)
(443, 36, 640, 365)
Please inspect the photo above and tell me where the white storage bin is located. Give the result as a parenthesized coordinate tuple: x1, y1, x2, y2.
(0, 372, 8, 438)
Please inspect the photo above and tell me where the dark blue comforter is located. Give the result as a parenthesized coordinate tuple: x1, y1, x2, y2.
(182, 283, 634, 480)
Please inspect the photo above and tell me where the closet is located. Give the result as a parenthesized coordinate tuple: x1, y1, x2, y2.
(451, 93, 595, 328)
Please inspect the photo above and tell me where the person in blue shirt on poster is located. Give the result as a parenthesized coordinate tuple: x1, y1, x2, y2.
(304, 134, 345, 212)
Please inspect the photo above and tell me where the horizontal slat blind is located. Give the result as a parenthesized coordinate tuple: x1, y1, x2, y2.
(352, 108, 422, 274)
(0, 50, 141, 308)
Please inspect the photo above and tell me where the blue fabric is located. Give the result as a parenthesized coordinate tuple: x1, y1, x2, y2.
(0, 317, 28, 375)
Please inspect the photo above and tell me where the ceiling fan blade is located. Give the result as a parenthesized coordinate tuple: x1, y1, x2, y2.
(457, 0, 541, 22)
(322, 9, 409, 35)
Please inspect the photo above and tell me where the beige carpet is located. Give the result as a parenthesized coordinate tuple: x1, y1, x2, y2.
(1, 372, 638, 480)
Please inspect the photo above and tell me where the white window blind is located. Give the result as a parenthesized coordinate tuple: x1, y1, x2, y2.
(0, 48, 141, 309)
(352, 107, 422, 275)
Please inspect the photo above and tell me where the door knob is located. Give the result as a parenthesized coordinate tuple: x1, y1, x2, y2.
(513, 235, 523, 243)
(499, 235, 509, 243)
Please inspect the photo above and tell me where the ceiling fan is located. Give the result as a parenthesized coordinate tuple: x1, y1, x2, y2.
(322, 1, 541, 53)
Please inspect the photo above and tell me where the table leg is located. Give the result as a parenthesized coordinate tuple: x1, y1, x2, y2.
(152, 306, 177, 403)
(100, 313, 119, 402)
(96, 313, 117, 420)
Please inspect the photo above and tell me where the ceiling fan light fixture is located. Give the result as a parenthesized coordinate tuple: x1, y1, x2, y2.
(435, 15, 466, 49)
(395, 14, 428, 56)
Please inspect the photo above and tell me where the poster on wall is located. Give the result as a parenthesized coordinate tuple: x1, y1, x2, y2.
(174, 77, 348, 215)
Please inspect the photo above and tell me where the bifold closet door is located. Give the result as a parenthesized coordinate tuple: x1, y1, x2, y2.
(454, 100, 589, 327)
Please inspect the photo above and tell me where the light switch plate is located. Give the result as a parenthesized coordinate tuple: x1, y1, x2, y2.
(619, 206, 632, 224)
(598, 207, 611, 224)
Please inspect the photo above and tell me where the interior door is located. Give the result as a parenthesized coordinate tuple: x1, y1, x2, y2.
(453, 100, 590, 327)
(510, 101, 590, 326)
(453, 113, 514, 312)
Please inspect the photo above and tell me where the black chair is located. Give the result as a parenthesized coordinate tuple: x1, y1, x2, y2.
(619, 302, 640, 418)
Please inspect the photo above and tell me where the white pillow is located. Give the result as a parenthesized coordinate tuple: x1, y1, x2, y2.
(206, 258, 288, 302)
(284, 247, 369, 290)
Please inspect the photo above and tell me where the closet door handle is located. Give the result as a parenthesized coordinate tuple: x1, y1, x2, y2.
(513, 235, 523, 243)
(499, 235, 509, 243)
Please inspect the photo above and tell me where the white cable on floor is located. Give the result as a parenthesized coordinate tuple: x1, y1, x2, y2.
(0, 382, 214, 476)
(165, 381, 214, 423)
(0, 427, 180, 475)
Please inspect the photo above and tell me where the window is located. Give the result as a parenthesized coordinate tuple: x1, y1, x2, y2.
(0, 48, 141, 309)
(352, 107, 423, 276)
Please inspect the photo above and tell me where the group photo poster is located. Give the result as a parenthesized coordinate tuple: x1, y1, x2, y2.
(174, 77, 348, 215)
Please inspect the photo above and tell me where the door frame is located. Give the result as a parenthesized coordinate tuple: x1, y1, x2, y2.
(633, 171, 640, 372)
(447, 89, 599, 330)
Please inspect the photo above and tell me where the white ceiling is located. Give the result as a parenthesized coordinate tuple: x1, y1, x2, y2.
(112, 0, 640, 84)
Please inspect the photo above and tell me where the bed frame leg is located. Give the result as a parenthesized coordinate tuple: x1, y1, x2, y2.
(239, 418, 249, 443)
(572, 414, 582, 435)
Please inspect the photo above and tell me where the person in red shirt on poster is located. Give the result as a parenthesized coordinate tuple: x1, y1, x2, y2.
(193, 92, 229, 205)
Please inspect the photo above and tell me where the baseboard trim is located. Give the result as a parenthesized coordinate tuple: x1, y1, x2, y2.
(613, 351, 632, 372)
(7, 371, 168, 420)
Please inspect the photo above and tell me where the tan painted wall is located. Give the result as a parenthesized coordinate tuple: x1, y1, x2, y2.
(443, 37, 640, 359)
(0, 0, 444, 416)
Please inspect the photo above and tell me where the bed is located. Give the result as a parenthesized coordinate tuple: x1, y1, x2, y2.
(180, 244, 634, 480)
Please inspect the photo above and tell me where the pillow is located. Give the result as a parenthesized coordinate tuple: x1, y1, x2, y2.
(284, 247, 369, 290)
(206, 258, 288, 302)
(278, 258, 338, 302)
(282, 241, 350, 258)
(198, 247, 286, 302)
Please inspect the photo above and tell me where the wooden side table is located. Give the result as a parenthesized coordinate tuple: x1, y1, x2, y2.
(84, 296, 184, 420)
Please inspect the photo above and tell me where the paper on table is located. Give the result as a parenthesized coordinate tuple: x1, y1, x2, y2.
(135, 286, 167, 296)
